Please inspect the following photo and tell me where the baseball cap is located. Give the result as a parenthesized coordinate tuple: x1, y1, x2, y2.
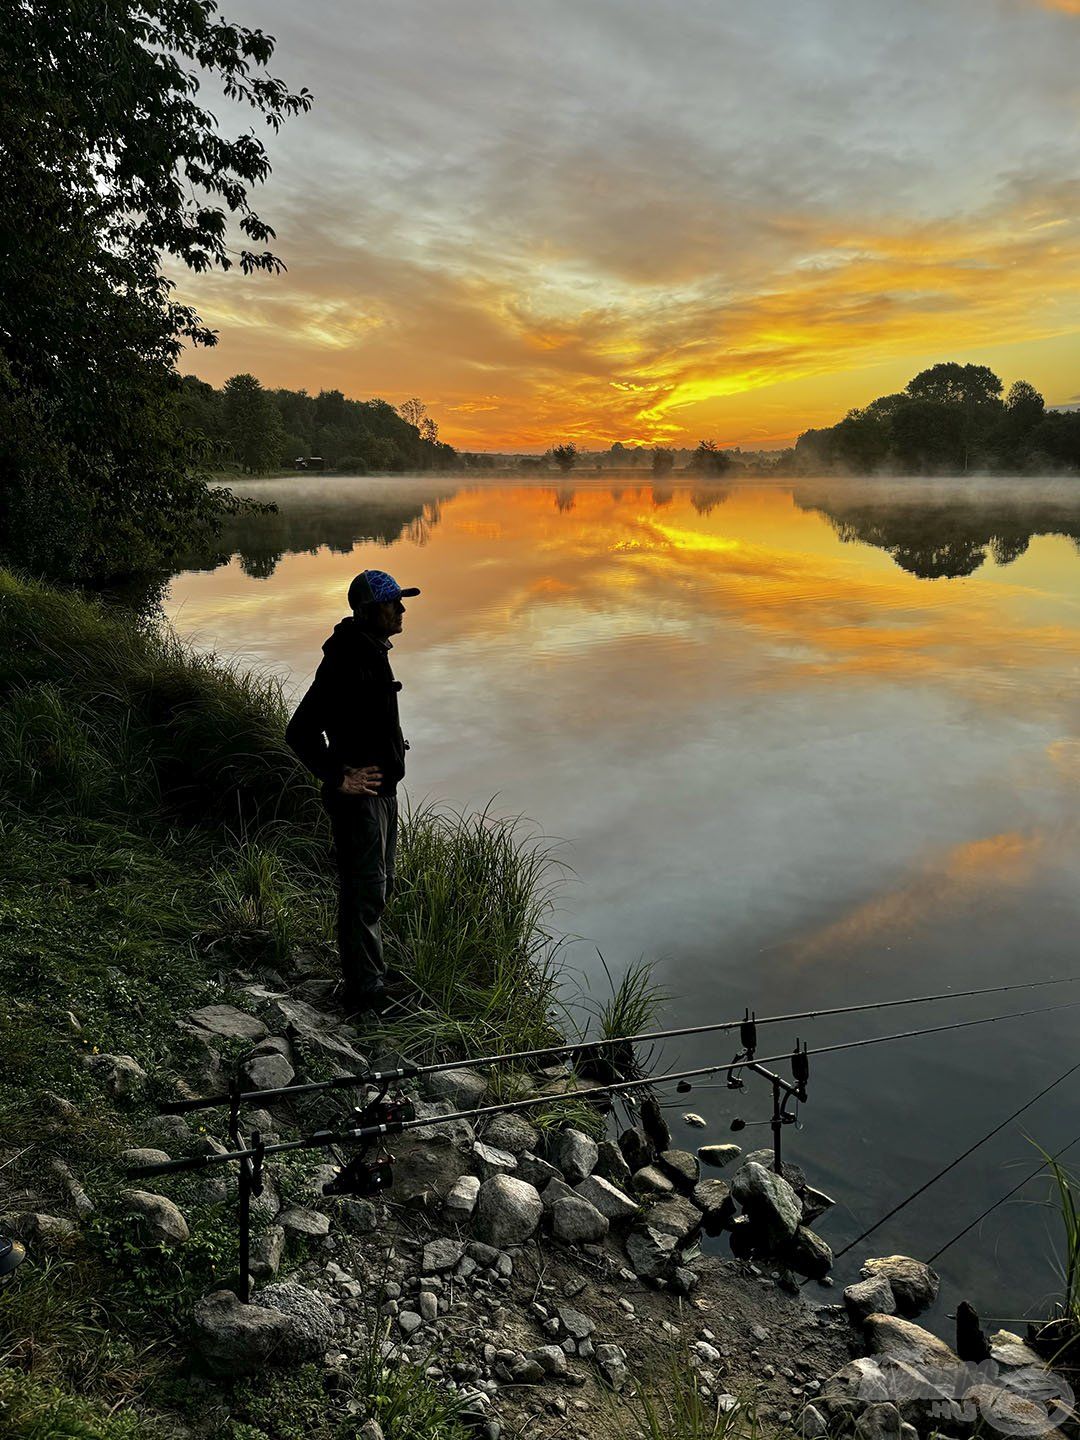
(348, 569, 421, 610)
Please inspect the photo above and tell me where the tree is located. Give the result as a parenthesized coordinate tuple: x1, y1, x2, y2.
(906, 363, 1003, 409)
(223, 374, 285, 473)
(688, 439, 732, 475)
(651, 446, 674, 473)
(1004, 380, 1045, 424)
(398, 398, 426, 429)
(0, 2, 311, 579)
(551, 443, 579, 472)
(420, 416, 439, 444)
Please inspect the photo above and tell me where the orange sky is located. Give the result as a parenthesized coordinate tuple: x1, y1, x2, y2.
(178, 0, 1080, 451)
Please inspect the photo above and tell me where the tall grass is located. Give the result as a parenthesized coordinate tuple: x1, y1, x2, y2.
(1036, 1146, 1080, 1329)
(611, 1342, 776, 1440)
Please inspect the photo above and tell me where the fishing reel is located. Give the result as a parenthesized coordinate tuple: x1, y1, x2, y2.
(322, 1090, 415, 1198)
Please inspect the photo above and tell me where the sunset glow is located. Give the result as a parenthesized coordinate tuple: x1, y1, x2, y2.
(178, 0, 1080, 449)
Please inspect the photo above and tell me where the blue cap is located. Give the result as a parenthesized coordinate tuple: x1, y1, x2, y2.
(348, 569, 421, 610)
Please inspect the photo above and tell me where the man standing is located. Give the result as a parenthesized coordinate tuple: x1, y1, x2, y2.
(285, 569, 419, 1015)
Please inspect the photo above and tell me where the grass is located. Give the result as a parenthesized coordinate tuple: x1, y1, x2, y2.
(612, 1341, 778, 1440)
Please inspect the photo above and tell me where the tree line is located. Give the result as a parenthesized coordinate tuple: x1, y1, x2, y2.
(179, 375, 456, 475)
(790, 363, 1080, 475)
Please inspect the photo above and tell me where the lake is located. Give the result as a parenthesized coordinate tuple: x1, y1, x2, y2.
(163, 472, 1080, 1332)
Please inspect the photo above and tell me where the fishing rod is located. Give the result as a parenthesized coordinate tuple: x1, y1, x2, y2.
(132, 994, 1080, 1181)
(159, 972, 1080, 1116)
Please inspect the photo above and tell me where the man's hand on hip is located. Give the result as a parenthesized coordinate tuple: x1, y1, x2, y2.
(339, 765, 383, 796)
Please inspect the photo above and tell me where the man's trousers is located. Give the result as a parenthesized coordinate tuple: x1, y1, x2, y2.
(327, 793, 398, 1005)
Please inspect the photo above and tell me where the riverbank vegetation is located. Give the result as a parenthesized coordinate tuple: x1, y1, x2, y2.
(0, 570, 576, 1437)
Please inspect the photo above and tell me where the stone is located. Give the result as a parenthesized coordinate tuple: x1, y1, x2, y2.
(423, 1238, 465, 1273)
(410, 1099, 476, 1148)
(573, 1174, 639, 1223)
(672, 1265, 700, 1295)
(987, 1329, 1045, 1370)
(863, 1315, 961, 1372)
(845, 1274, 896, 1324)
(277, 1207, 331, 1238)
(251, 1224, 285, 1279)
(640, 1096, 671, 1153)
(471, 1140, 517, 1178)
(595, 1342, 629, 1392)
(658, 1149, 700, 1191)
(516, 1153, 563, 1190)
(358, 1422, 385, 1440)
(594, 1139, 632, 1188)
(854, 1403, 903, 1440)
(187, 1004, 268, 1042)
(261, 995, 339, 1040)
(640, 1196, 702, 1243)
(1, 1212, 76, 1247)
(556, 1304, 595, 1340)
(418, 1291, 439, 1322)
(785, 1225, 834, 1279)
(424, 1068, 488, 1110)
(625, 1225, 679, 1281)
(82, 1053, 146, 1100)
(121, 1147, 171, 1169)
(730, 1161, 801, 1246)
(541, 1177, 579, 1210)
(690, 1179, 735, 1234)
(531, 1344, 568, 1376)
(682, 1113, 707, 1128)
(619, 1126, 652, 1173)
(467, 1241, 500, 1267)
(966, 1382, 1065, 1436)
(818, 1357, 891, 1422)
(241, 1051, 295, 1092)
(859, 1257, 939, 1319)
(121, 1189, 189, 1246)
(193, 1284, 337, 1375)
(801, 1403, 829, 1437)
(482, 1114, 540, 1156)
(473, 1175, 542, 1247)
(697, 1143, 742, 1168)
(551, 1195, 609, 1244)
(744, 1149, 807, 1194)
(327, 1196, 377, 1232)
(549, 1129, 598, 1186)
(691, 1340, 722, 1366)
(511, 1358, 545, 1385)
(445, 1174, 481, 1219)
(632, 1165, 674, 1196)
(399, 1310, 422, 1335)
(801, 1186, 836, 1223)
(250, 1034, 292, 1057)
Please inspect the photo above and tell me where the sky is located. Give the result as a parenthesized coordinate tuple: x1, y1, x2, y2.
(176, 0, 1080, 451)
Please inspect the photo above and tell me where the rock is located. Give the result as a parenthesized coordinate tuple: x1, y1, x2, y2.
(258, 1280, 341, 1353)
(516, 1153, 563, 1190)
(187, 1004, 268, 1042)
(731, 1161, 801, 1246)
(690, 1179, 734, 1234)
(854, 1403, 903, 1440)
(744, 1149, 807, 1194)
(277, 1207, 331, 1239)
(619, 1126, 652, 1173)
(82, 1053, 146, 1100)
(556, 1304, 595, 1340)
(1, 1212, 76, 1247)
(399, 1310, 422, 1335)
(327, 1196, 378, 1232)
(511, 1357, 545, 1385)
(445, 1174, 481, 1219)
(845, 1275, 896, 1324)
(467, 1240, 499, 1267)
(573, 1175, 639, 1223)
(594, 1139, 632, 1188)
(250, 1034, 292, 1058)
(425, 1068, 488, 1110)
(640, 1096, 671, 1153)
(697, 1143, 742, 1168)
(549, 1129, 598, 1185)
(241, 1051, 295, 1092)
(410, 1099, 476, 1148)
(530, 1344, 568, 1376)
(672, 1265, 700, 1295)
(471, 1140, 517, 1179)
(595, 1342, 629, 1391)
(966, 1382, 1065, 1436)
(859, 1257, 939, 1318)
(482, 1114, 540, 1156)
(261, 995, 341, 1040)
(121, 1147, 171, 1170)
(682, 1113, 707, 1128)
(473, 1175, 542, 1247)
(551, 1195, 609, 1244)
(193, 1290, 305, 1376)
(423, 1238, 465, 1273)
(625, 1226, 679, 1281)
(658, 1149, 699, 1191)
(391, 1135, 472, 1204)
(801, 1403, 829, 1437)
(541, 1177, 579, 1211)
(801, 1186, 836, 1223)
(251, 1224, 285, 1279)
(785, 1225, 834, 1279)
(418, 1290, 438, 1322)
(632, 1165, 674, 1197)
(640, 1196, 702, 1243)
(818, 1357, 891, 1420)
(121, 1189, 189, 1247)
(863, 1314, 961, 1372)
(988, 1329, 1045, 1370)
(691, 1340, 722, 1366)
(358, 1422, 385, 1440)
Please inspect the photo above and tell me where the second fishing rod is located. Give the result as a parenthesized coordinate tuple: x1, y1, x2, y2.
(159, 972, 1080, 1117)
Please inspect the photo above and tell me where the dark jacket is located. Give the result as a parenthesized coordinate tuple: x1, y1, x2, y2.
(285, 618, 407, 798)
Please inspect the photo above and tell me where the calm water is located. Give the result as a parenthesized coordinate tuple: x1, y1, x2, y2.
(164, 473, 1080, 1331)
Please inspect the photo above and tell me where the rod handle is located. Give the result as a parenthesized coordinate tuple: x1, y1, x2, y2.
(126, 1154, 212, 1178)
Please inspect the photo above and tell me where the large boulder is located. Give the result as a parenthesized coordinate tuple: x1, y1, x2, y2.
(845, 1273, 896, 1324)
(594, 1139, 632, 1188)
(121, 1190, 189, 1247)
(658, 1149, 699, 1192)
(193, 1283, 339, 1376)
(241, 1051, 295, 1092)
(785, 1224, 833, 1279)
(82, 1053, 147, 1100)
(690, 1179, 734, 1234)
(473, 1175, 542, 1247)
(625, 1225, 679, 1281)
(730, 1161, 801, 1246)
(574, 1174, 639, 1223)
(424, 1068, 488, 1110)
(639, 1196, 702, 1243)
(863, 1314, 961, 1373)
(187, 1005, 268, 1043)
(482, 1114, 540, 1156)
(550, 1195, 608, 1244)
(859, 1256, 939, 1318)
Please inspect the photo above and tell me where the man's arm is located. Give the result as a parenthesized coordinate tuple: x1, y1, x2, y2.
(285, 664, 344, 788)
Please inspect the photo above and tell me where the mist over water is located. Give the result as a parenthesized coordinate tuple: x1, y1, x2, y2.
(163, 472, 1080, 1330)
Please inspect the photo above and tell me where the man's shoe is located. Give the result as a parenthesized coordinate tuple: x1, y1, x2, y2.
(342, 985, 391, 1018)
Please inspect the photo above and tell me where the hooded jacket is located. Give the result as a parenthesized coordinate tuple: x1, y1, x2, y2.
(285, 617, 407, 798)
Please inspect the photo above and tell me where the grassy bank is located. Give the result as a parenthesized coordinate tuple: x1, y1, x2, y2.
(0, 570, 570, 1437)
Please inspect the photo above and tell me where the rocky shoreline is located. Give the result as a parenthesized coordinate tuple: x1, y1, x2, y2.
(4, 975, 1075, 1440)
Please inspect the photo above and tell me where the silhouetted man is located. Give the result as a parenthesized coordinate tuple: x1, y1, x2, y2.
(285, 569, 419, 1015)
